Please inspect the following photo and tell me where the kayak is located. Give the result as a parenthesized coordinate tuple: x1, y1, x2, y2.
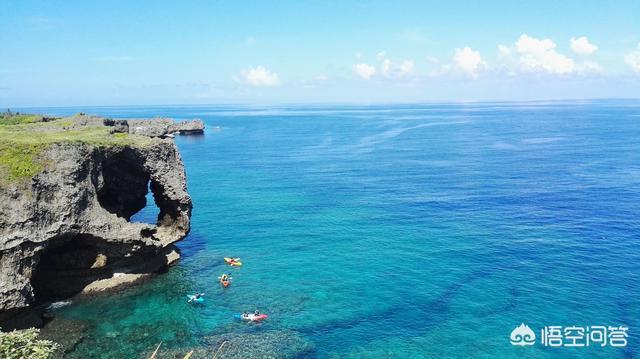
(235, 313, 268, 322)
(218, 274, 232, 287)
(224, 257, 242, 266)
(186, 295, 204, 303)
(224, 257, 242, 267)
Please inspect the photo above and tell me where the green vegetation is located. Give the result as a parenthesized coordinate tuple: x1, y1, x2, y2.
(0, 112, 44, 126)
(0, 113, 152, 185)
(113, 132, 128, 139)
(0, 143, 46, 180)
(0, 328, 60, 359)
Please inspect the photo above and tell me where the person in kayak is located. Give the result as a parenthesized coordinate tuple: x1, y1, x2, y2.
(254, 310, 260, 316)
(220, 273, 231, 281)
(189, 292, 204, 302)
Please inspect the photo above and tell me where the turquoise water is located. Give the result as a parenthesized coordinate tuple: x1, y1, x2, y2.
(31, 101, 640, 358)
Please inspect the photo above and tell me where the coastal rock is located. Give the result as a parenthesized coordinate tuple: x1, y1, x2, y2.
(169, 119, 205, 134)
(128, 118, 205, 137)
(201, 330, 316, 359)
(103, 118, 129, 133)
(38, 317, 88, 355)
(144, 330, 316, 359)
(0, 115, 192, 330)
(128, 119, 174, 137)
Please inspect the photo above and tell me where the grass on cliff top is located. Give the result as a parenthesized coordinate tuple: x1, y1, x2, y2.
(0, 113, 45, 125)
(0, 113, 153, 185)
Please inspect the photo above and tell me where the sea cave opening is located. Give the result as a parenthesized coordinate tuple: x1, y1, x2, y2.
(94, 150, 162, 225)
(130, 181, 162, 224)
(30, 234, 118, 303)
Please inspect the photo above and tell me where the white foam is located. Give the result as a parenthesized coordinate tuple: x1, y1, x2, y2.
(48, 301, 72, 309)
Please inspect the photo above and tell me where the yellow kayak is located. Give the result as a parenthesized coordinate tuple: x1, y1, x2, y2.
(224, 257, 242, 266)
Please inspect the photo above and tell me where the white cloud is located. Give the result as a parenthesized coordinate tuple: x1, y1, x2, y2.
(453, 46, 486, 77)
(500, 34, 576, 74)
(238, 66, 280, 86)
(353, 63, 376, 80)
(376, 51, 386, 59)
(625, 43, 640, 73)
(378, 57, 415, 78)
(570, 36, 598, 55)
(498, 35, 604, 75)
(498, 44, 511, 57)
(399, 59, 415, 75)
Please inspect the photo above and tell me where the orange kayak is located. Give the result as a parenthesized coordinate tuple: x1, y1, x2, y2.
(219, 274, 232, 287)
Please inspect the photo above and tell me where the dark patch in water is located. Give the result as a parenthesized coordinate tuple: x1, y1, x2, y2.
(176, 231, 207, 257)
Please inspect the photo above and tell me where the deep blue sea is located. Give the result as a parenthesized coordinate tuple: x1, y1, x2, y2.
(25, 101, 640, 358)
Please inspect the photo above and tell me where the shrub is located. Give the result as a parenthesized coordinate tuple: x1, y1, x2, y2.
(0, 328, 60, 359)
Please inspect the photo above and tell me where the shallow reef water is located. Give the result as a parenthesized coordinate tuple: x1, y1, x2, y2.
(28, 101, 640, 358)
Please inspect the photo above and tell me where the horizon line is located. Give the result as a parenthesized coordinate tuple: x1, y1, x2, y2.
(9, 97, 640, 111)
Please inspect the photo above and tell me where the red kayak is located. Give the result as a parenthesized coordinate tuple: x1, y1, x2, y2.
(239, 313, 268, 322)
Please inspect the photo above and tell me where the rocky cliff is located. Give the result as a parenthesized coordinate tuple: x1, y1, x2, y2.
(128, 118, 205, 137)
(0, 114, 195, 329)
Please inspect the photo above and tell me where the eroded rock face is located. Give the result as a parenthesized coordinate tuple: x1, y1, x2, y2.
(128, 118, 205, 137)
(169, 119, 205, 134)
(0, 132, 192, 329)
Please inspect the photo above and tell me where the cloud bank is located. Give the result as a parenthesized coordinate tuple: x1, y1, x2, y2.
(570, 36, 598, 55)
(625, 43, 640, 73)
(453, 47, 486, 77)
(238, 66, 281, 86)
(353, 63, 376, 80)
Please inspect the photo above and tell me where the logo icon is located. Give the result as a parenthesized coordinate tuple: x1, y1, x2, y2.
(511, 323, 536, 346)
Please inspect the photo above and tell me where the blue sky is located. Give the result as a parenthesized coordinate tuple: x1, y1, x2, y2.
(1, 0, 640, 106)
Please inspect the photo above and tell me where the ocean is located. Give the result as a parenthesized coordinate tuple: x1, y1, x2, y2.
(28, 101, 640, 358)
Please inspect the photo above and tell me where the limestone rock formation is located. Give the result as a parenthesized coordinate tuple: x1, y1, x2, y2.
(0, 114, 196, 329)
(169, 119, 205, 134)
(128, 118, 205, 137)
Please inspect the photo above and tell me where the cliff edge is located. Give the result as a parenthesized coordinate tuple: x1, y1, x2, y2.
(0, 113, 196, 329)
